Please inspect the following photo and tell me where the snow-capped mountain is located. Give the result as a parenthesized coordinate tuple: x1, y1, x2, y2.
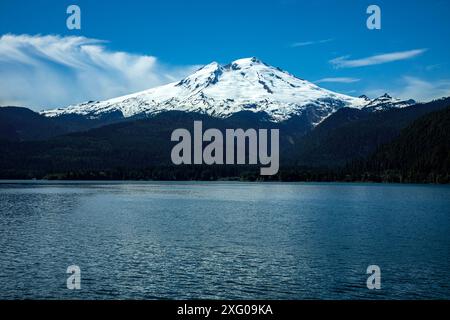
(362, 93, 416, 112)
(41, 57, 414, 124)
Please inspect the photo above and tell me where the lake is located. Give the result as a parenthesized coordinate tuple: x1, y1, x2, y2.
(0, 181, 449, 299)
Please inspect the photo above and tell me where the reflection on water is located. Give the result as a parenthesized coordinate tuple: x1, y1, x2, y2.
(0, 181, 449, 299)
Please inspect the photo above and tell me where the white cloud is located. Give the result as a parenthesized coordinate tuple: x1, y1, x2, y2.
(365, 76, 450, 102)
(395, 76, 450, 101)
(315, 77, 360, 84)
(425, 63, 444, 71)
(0, 34, 199, 110)
(291, 39, 333, 48)
(330, 49, 427, 68)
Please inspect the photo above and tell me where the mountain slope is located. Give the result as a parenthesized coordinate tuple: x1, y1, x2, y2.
(362, 106, 450, 183)
(1, 98, 449, 180)
(291, 98, 450, 166)
(0, 106, 130, 142)
(0, 107, 68, 141)
(0, 111, 282, 178)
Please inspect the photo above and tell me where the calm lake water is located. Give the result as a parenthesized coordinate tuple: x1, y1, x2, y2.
(0, 181, 449, 300)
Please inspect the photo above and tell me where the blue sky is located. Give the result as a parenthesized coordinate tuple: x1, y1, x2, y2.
(0, 0, 449, 109)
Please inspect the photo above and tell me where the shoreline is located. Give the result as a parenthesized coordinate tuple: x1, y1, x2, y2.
(0, 179, 448, 186)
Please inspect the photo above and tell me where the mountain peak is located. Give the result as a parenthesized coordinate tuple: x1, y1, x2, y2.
(233, 56, 262, 64)
(359, 95, 370, 101)
(191, 61, 222, 76)
(228, 57, 267, 69)
(200, 61, 221, 70)
(177, 61, 223, 89)
(363, 93, 415, 111)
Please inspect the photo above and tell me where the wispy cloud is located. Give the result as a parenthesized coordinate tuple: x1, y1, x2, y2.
(290, 38, 333, 48)
(330, 49, 427, 68)
(0, 34, 198, 110)
(425, 63, 444, 71)
(366, 76, 450, 102)
(315, 77, 360, 84)
(396, 76, 450, 101)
